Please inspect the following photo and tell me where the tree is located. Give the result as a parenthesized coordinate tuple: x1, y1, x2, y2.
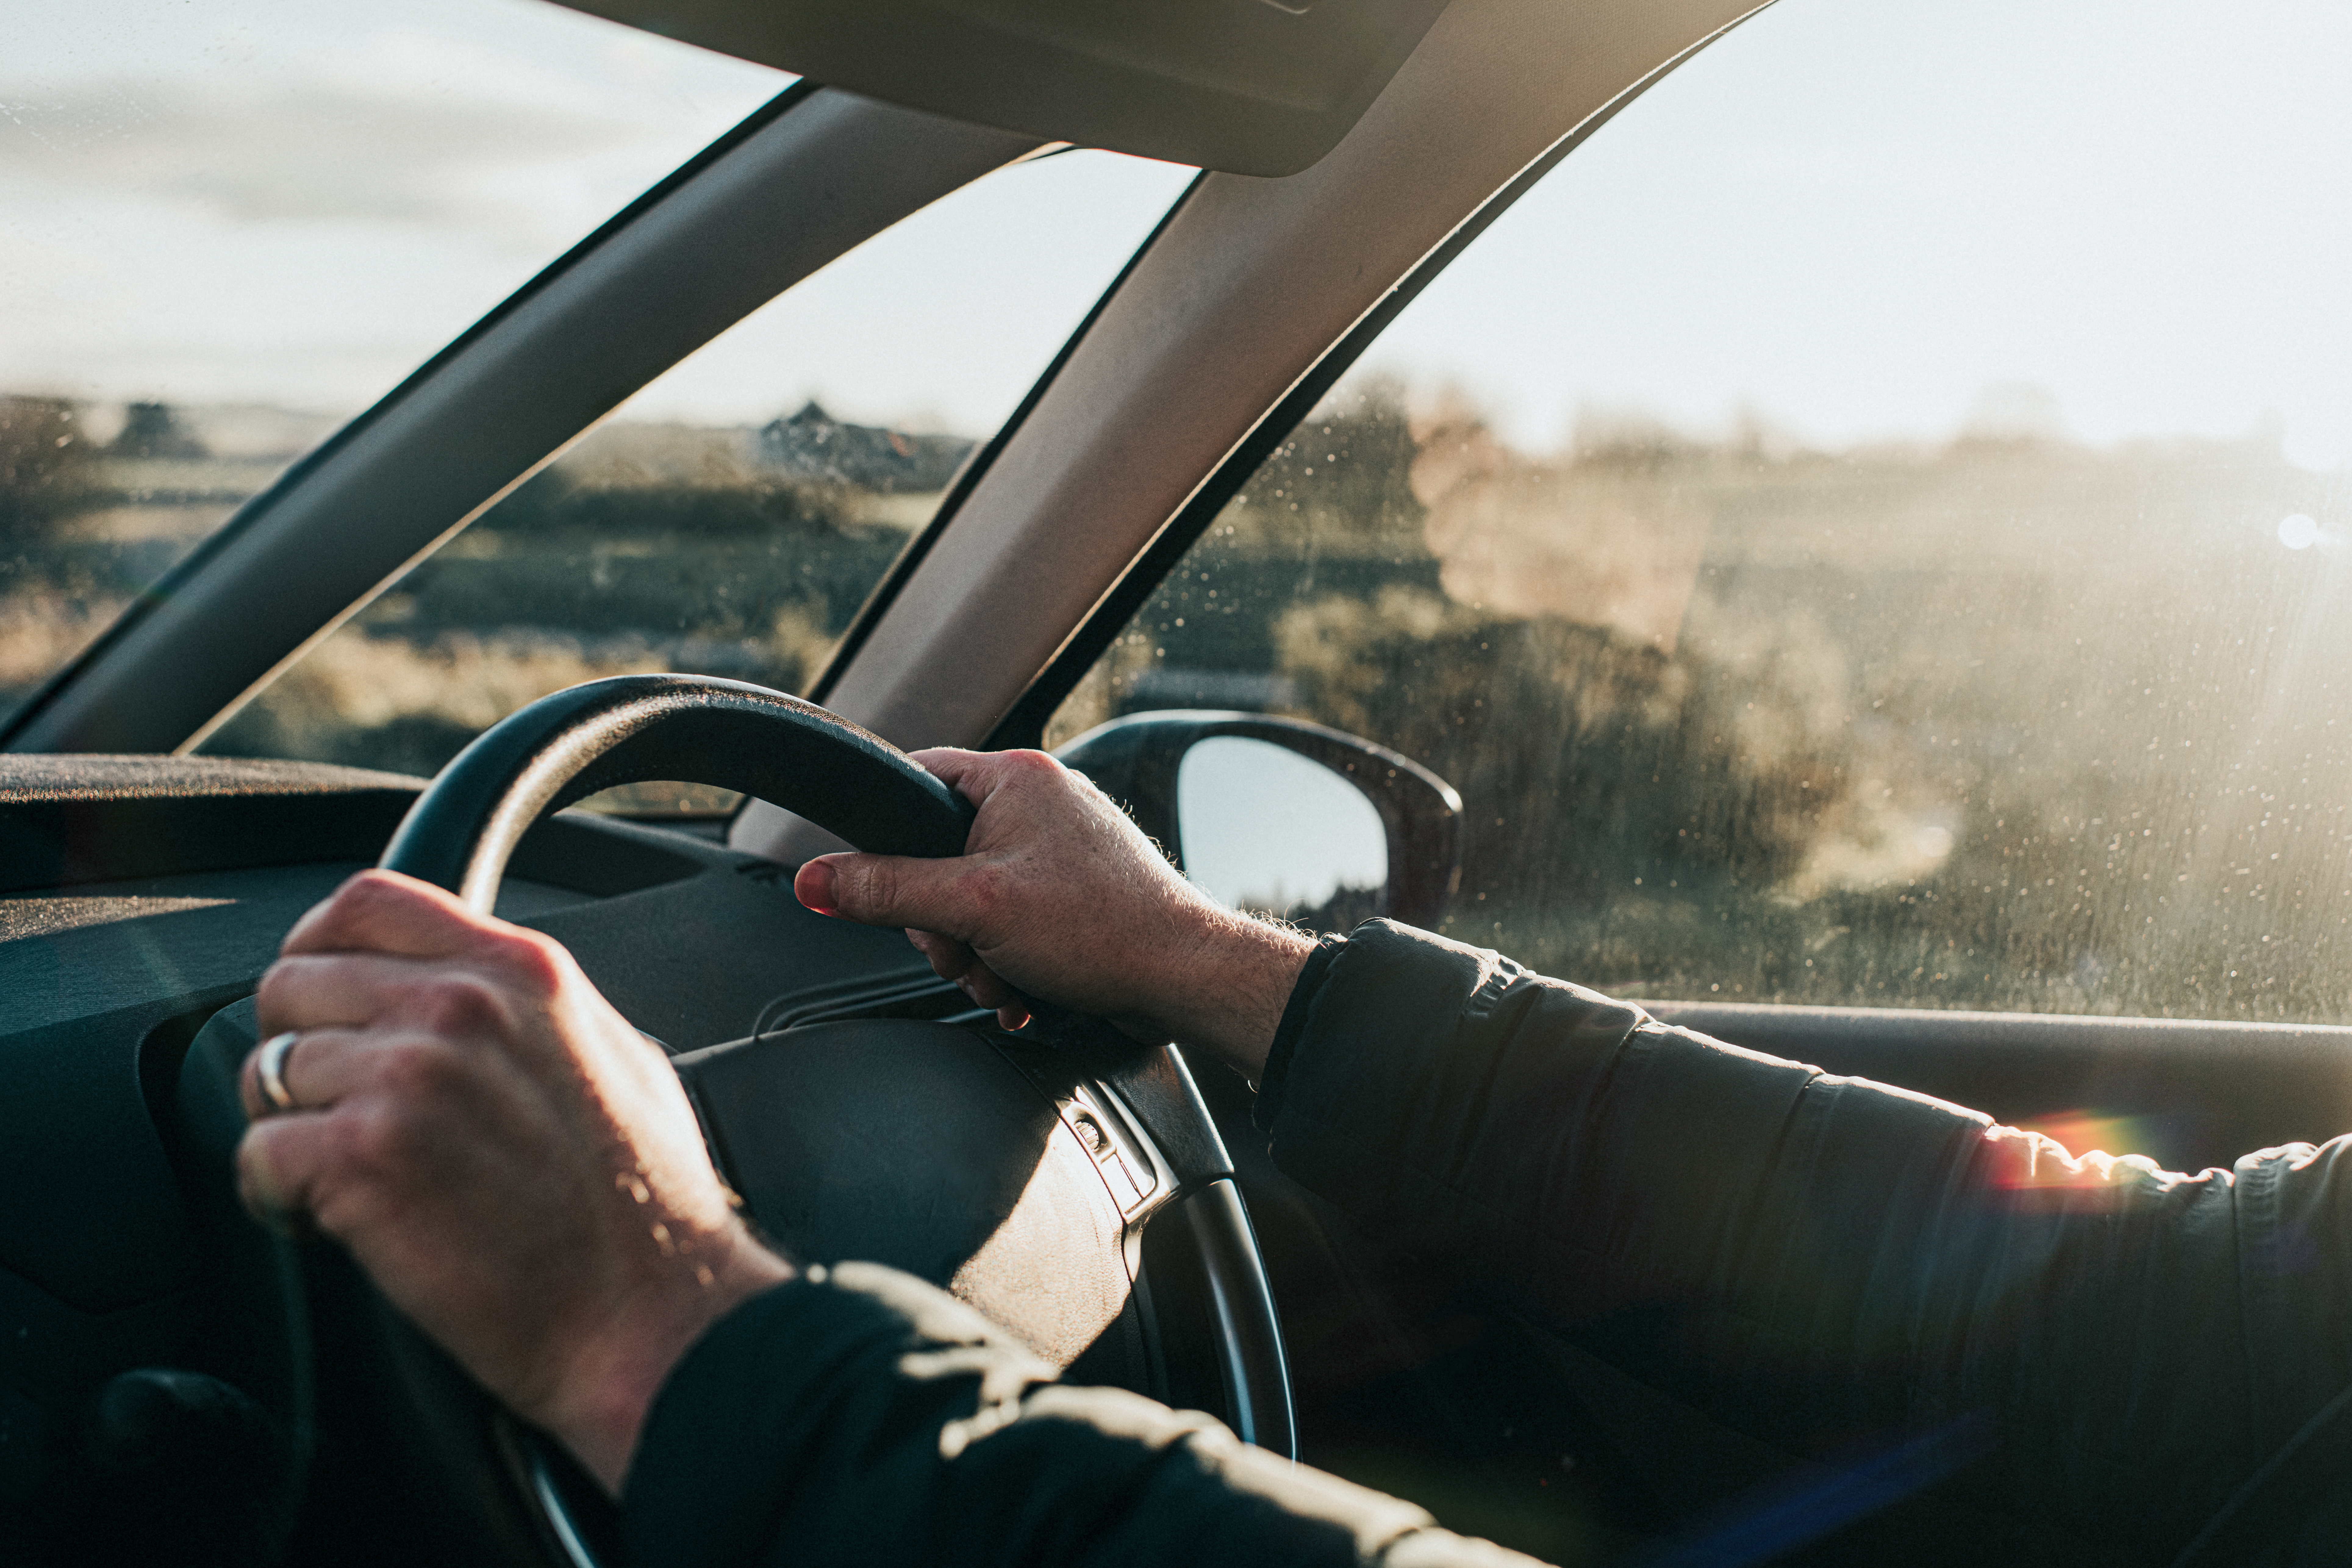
(0, 397, 96, 555)
(109, 401, 207, 460)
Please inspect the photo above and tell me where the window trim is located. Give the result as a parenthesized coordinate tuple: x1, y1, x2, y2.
(980, 31, 1728, 751)
(802, 166, 1210, 712)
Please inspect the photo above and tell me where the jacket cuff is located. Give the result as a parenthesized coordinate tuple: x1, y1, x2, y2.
(621, 1273, 871, 1568)
(621, 1263, 1047, 1568)
(1252, 931, 1350, 1132)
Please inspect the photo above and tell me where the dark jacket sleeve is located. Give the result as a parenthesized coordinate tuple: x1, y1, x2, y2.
(624, 1259, 1541, 1568)
(1258, 919, 2352, 1559)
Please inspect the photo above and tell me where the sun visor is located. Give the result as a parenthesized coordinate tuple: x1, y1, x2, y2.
(550, 0, 1457, 175)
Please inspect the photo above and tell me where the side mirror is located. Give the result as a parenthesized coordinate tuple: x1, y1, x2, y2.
(1054, 711, 1461, 930)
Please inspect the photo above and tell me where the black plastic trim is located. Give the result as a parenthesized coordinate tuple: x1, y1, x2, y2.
(1643, 1000, 2352, 1174)
(1176, 1178, 1297, 1458)
(801, 168, 1212, 712)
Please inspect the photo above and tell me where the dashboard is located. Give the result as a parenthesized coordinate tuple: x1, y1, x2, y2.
(0, 756, 1217, 1562)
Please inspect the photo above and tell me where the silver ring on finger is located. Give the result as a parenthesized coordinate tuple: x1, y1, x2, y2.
(257, 1030, 302, 1114)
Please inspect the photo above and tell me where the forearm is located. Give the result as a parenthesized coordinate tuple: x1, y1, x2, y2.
(1257, 921, 2334, 1552)
(1115, 903, 1313, 1080)
(622, 1261, 1538, 1568)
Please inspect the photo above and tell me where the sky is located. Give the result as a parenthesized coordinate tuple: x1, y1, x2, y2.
(1373, 0, 2352, 466)
(2, 0, 777, 416)
(0, 0, 1192, 436)
(6, 0, 2352, 462)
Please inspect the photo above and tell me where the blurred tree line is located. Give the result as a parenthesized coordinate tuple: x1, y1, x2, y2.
(210, 453, 911, 777)
(1, 397, 127, 720)
(1079, 386, 1847, 930)
(0, 397, 96, 559)
(368, 459, 898, 646)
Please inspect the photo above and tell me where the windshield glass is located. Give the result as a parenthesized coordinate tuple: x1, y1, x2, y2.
(1055, 0, 2352, 1026)
(0, 0, 787, 729)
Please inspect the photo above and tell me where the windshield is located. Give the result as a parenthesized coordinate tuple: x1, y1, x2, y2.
(0, 0, 787, 729)
(190, 147, 1195, 811)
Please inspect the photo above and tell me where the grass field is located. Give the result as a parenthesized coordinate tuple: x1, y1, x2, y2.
(1054, 385, 2352, 1022)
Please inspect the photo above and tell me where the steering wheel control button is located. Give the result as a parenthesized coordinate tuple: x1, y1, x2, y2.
(256, 1031, 300, 1114)
(1065, 1097, 1154, 1213)
(1069, 1110, 1112, 1158)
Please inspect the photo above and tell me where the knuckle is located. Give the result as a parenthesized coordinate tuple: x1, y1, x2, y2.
(963, 861, 1015, 921)
(231, 1124, 273, 1188)
(238, 1121, 321, 1226)
(357, 866, 434, 899)
(910, 930, 970, 978)
(852, 857, 897, 917)
(339, 1097, 427, 1178)
(253, 959, 297, 1013)
(341, 868, 413, 916)
(485, 927, 567, 997)
(374, 1037, 459, 1099)
(406, 975, 503, 1040)
(1001, 749, 1063, 782)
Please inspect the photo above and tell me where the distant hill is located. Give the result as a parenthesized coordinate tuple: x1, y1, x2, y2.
(757, 402, 973, 492)
(141, 401, 341, 462)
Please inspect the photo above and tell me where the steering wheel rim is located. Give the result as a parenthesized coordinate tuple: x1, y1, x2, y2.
(271, 674, 1292, 1563)
(378, 674, 976, 912)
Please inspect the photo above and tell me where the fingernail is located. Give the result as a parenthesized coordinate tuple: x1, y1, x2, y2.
(796, 860, 838, 916)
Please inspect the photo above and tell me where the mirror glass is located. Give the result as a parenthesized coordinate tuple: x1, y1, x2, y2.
(1176, 736, 1387, 926)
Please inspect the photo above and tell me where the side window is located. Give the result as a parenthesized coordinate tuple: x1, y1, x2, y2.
(1049, 0, 2352, 1023)
(201, 149, 1193, 811)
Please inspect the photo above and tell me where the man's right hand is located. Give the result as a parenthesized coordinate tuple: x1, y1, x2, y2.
(793, 748, 1313, 1081)
(237, 870, 793, 1494)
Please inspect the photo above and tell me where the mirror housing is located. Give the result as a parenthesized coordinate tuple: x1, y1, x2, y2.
(1055, 710, 1460, 928)
(552, 0, 1457, 177)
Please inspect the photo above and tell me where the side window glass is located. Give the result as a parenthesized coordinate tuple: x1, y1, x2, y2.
(202, 150, 1193, 812)
(1050, 0, 2352, 1023)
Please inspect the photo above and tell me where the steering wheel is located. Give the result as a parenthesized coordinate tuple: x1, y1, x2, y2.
(183, 674, 1291, 1566)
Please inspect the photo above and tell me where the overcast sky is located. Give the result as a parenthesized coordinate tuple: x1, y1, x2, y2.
(6, 0, 2351, 466)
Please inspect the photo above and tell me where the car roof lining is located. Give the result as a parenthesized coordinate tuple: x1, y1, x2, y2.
(551, 0, 1458, 177)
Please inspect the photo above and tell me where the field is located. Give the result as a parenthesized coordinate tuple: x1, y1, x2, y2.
(9, 386, 2351, 1022)
(1052, 385, 2352, 1021)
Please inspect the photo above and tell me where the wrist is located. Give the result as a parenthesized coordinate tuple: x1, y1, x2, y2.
(1135, 906, 1314, 1081)
(550, 1227, 796, 1493)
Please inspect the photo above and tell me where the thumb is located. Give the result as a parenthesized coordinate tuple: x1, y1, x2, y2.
(795, 852, 976, 935)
